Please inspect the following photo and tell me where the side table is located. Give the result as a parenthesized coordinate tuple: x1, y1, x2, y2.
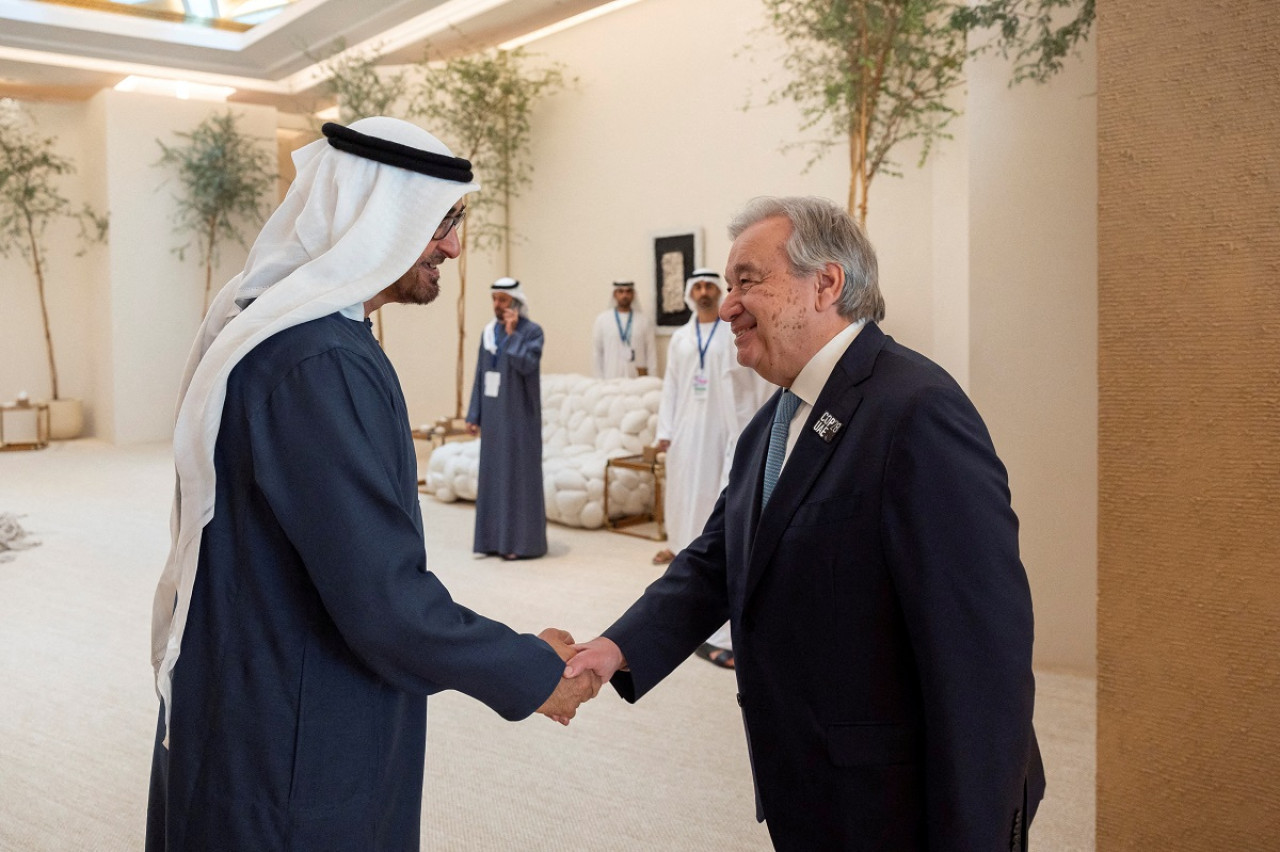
(603, 453, 666, 541)
(0, 399, 50, 451)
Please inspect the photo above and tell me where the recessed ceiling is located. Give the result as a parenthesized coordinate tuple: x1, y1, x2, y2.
(28, 0, 299, 30)
(0, 0, 612, 109)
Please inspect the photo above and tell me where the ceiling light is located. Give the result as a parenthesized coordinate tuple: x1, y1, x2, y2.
(114, 75, 236, 102)
(185, 0, 220, 20)
(500, 0, 644, 50)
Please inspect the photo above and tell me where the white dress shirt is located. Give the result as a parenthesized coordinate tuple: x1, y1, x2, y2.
(778, 319, 866, 471)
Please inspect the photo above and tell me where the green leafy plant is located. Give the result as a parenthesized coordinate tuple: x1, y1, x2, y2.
(411, 47, 568, 418)
(155, 111, 275, 314)
(758, 0, 1094, 224)
(319, 46, 409, 124)
(0, 99, 109, 401)
(953, 0, 1096, 84)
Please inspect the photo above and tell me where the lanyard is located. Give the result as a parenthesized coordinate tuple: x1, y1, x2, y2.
(491, 325, 510, 370)
(695, 319, 719, 372)
(613, 309, 633, 345)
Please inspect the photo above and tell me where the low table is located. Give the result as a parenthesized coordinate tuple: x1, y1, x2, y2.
(412, 418, 474, 493)
(0, 400, 50, 451)
(603, 454, 666, 541)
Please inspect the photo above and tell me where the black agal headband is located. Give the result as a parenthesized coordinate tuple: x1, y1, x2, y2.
(321, 122, 474, 183)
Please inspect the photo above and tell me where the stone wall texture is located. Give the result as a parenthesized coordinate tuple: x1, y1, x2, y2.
(1096, 0, 1280, 847)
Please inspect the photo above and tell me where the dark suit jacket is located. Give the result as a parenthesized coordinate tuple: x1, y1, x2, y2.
(605, 323, 1044, 851)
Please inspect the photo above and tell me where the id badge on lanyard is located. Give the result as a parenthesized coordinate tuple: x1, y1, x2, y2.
(692, 370, 709, 399)
(693, 320, 718, 401)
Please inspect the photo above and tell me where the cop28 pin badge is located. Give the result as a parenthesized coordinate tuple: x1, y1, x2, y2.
(813, 412, 842, 443)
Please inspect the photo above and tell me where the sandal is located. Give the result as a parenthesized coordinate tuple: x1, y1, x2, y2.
(652, 548, 675, 565)
(694, 642, 734, 669)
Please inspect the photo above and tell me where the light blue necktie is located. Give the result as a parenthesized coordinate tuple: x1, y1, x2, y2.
(762, 390, 800, 508)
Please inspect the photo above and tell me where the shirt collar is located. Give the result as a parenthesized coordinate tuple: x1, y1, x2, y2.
(788, 319, 866, 407)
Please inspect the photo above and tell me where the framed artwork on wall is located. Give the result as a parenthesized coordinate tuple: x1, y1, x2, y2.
(650, 227, 702, 335)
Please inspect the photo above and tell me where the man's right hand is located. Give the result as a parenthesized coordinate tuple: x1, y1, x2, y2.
(536, 628, 601, 725)
(564, 636, 627, 683)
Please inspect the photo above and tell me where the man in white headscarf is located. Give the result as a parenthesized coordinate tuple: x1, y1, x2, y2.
(465, 276, 547, 559)
(146, 118, 596, 852)
(591, 280, 656, 378)
(650, 268, 772, 665)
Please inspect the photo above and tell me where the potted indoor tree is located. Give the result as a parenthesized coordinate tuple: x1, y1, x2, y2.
(411, 47, 568, 420)
(757, 0, 1094, 223)
(155, 110, 275, 316)
(0, 98, 108, 438)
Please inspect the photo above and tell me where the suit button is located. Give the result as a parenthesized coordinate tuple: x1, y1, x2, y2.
(736, 692, 744, 707)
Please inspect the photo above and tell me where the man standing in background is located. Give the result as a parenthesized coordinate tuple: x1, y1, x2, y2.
(467, 277, 547, 560)
(650, 268, 771, 665)
(592, 280, 655, 378)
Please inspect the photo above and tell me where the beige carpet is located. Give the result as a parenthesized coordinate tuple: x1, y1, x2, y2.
(0, 440, 1094, 850)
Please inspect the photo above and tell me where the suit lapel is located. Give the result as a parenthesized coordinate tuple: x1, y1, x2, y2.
(740, 324, 886, 609)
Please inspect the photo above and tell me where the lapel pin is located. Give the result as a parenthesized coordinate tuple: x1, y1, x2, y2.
(813, 412, 842, 443)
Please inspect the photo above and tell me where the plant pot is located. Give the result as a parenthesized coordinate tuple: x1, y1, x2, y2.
(47, 397, 84, 440)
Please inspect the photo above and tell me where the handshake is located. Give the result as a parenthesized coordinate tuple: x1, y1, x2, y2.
(534, 628, 627, 725)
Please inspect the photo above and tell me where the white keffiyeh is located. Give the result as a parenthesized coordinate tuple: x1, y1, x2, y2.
(684, 267, 722, 313)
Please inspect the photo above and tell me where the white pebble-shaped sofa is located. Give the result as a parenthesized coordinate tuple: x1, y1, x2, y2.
(424, 373, 663, 529)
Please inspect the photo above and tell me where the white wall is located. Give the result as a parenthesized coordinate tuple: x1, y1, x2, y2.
(0, 93, 276, 442)
(1, 95, 276, 443)
(94, 91, 277, 444)
(505, 0, 942, 373)
(968, 39, 1099, 671)
(384, 0, 945, 429)
(383, 0, 1098, 672)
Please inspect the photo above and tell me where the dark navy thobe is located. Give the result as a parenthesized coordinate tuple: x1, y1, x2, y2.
(466, 317, 547, 558)
(146, 313, 564, 852)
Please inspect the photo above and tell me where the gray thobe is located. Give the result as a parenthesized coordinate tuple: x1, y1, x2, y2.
(466, 317, 547, 558)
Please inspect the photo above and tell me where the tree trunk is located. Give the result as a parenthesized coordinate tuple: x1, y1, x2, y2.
(26, 212, 59, 400)
(203, 216, 218, 316)
(502, 104, 512, 276)
(503, 180, 511, 275)
(850, 4, 871, 227)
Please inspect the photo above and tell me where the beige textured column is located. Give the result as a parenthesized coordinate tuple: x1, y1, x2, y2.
(1097, 0, 1280, 847)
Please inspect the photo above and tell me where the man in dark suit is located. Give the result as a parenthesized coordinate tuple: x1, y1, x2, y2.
(565, 196, 1044, 850)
